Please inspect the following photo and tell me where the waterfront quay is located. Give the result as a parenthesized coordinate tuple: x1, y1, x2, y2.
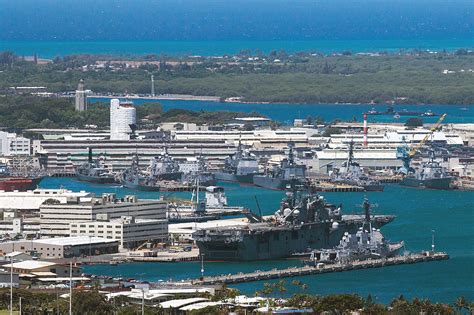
(193, 252, 449, 285)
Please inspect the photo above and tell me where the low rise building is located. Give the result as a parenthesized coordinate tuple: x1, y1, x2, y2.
(2, 260, 81, 277)
(0, 189, 92, 211)
(70, 215, 168, 249)
(40, 194, 168, 237)
(0, 236, 119, 258)
(0, 131, 30, 156)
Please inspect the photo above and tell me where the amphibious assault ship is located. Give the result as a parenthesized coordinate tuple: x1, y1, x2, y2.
(253, 143, 307, 190)
(332, 140, 384, 191)
(194, 181, 395, 261)
(214, 140, 261, 184)
(75, 148, 116, 184)
(401, 150, 453, 190)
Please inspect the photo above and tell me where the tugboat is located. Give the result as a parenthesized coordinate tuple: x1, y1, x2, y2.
(120, 154, 160, 191)
(75, 148, 116, 184)
(214, 139, 261, 184)
(401, 150, 453, 190)
(194, 180, 395, 261)
(331, 140, 384, 191)
(253, 143, 307, 190)
(304, 198, 404, 265)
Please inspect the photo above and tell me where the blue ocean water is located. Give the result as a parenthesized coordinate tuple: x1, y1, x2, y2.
(39, 177, 474, 304)
(89, 98, 474, 124)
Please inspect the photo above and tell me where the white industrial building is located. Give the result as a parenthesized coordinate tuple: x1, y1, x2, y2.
(110, 98, 136, 140)
(0, 237, 119, 259)
(70, 215, 168, 249)
(0, 189, 93, 211)
(39, 194, 168, 237)
(0, 131, 30, 156)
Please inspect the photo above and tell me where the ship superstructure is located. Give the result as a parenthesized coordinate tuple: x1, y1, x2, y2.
(214, 139, 261, 184)
(75, 148, 116, 184)
(332, 140, 384, 191)
(253, 143, 307, 190)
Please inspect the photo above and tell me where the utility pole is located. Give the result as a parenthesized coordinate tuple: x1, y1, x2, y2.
(9, 255, 13, 315)
(200, 253, 205, 279)
(19, 297, 21, 315)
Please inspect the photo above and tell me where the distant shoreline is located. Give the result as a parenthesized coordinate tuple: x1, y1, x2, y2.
(87, 96, 472, 107)
(2, 39, 473, 59)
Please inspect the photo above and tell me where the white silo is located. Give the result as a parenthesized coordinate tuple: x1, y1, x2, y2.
(110, 98, 136, 140)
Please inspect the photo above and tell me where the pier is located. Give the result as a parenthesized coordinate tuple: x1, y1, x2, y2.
(310, 181, 365, 192)
(193, 252, 449, 285)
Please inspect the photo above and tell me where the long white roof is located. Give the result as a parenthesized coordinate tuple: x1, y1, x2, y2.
(33, 236, 118, 246)
(3, 260, 57, 270)
(160, 297, 209, 309)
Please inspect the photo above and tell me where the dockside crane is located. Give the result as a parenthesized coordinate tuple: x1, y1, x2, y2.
(396, 114, 447, 175)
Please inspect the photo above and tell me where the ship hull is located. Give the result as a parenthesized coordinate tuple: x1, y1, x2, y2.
(121, 180, 160, 191)
(156, 172, 183, 181)
(401, 177, 452, 190)
(196, 218, 392, 261)
(214, 172, 255, 184)
(363, 183, 385, 192)
(76, 173, 116, 184)
(253, 176, 288, 190)
(0, 177, 35, 192)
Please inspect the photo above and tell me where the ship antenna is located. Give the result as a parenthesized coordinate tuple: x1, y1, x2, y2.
(254, 196, 263, 218)
(431, 229, 435, 253)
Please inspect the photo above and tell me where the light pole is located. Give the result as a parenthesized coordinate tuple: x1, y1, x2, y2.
(431, 230, 435, 253)
(19, 297, 21, 315)
(69, 261, 73, 315)
(141, 289, 145, 315)
(10, 255, 13, 315)
(200, 253, 205, 279)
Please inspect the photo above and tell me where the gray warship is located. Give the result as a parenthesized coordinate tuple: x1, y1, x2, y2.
(401, 150, 453, 190)
(120, 154, 161, 191)
(332, 140, 384, 191)
(214, 140, 261, 184)
(253, 143, 307, 190)
(194, 181, 395, 261)
(75, 148, 116, 184)
(149, 147, 183, 181)
(180, 156, 216, 186)
(304, 198, 403, 265)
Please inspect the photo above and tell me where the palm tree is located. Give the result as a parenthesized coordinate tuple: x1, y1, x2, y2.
(454, 296, 467, 313)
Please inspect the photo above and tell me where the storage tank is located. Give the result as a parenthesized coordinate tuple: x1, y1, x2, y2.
(110, 98, 136, 140)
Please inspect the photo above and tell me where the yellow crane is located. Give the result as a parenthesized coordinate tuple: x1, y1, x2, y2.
(397, 113, 447, 174)
(408, 113, 447, 157)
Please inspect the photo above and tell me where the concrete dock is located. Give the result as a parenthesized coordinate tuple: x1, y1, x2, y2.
(193, 252, 449, 285)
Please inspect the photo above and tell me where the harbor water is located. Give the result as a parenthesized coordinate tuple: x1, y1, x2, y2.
(89, 98, 474, 125)
(39, 177, 473, 304)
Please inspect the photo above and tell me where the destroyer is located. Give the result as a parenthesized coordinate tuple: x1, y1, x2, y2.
(401, 150, 453, 190)
(331, 140, 384, 191)
(180, 155, 215, 186)
(120, 154, 160, 191)
(75, 148, 116, 184)
(253, 143, 306, 190)
(214, 140, 261, 184)
(194, 181, 395, 261)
